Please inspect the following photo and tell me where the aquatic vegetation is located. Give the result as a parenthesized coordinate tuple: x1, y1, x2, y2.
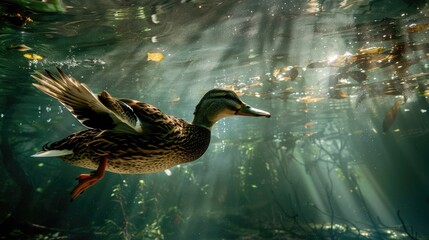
(96, 179, 166, 240)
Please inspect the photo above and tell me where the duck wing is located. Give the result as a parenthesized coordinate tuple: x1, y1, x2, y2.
(32, 67, 142, 134)
(118, 99, 187, 136)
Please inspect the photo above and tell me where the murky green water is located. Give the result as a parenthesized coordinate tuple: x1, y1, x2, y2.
(1, 0, 429, 239)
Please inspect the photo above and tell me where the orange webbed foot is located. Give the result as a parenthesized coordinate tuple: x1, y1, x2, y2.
(70, 157, 108, 201)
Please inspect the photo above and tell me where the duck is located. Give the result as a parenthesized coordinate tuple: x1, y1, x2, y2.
(31, 68, 271, 201)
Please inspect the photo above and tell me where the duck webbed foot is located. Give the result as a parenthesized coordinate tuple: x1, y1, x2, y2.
(70, 157, 108, 201)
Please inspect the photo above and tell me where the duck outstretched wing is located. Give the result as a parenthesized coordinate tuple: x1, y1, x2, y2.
(32, 68, 142, 134)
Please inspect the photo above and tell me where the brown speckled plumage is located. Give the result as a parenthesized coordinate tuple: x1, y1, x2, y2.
(31, 68, 270, 200)
(46, 124, 210, 174)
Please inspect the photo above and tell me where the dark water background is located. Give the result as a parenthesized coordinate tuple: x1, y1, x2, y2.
(1, 0, 429, 239)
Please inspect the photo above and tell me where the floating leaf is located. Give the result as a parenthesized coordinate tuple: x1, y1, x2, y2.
(9, 44, 32, 52)
(273, 66, 299, 81)
(170, 96, 180, 104)
(307, 61, 329, 68)
(331, 89, 349, 99)
(147, 52, 164, 62)
(382, 98, 402, 133)
(24, 53, 43, 60)
(358, 47, 385, 54)
(298, 96, 325, 104)
(407, 23, 429, 33)
(304, 122, 317, 129)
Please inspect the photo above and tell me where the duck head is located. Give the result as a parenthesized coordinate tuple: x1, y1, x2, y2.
(192, 89, 271, 129)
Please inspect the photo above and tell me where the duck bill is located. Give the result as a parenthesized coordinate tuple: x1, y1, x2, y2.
(236, 104, 271, 118)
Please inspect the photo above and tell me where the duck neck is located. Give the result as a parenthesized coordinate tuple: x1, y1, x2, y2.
(192, 115, 214, 130)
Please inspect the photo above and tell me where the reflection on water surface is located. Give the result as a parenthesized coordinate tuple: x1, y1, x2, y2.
(1, 0, 429, 239)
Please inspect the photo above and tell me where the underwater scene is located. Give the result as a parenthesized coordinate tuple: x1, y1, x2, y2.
(1, 0, 429, 239)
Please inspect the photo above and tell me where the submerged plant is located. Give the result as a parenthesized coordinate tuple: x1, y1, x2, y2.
(96, 178, 173, 240)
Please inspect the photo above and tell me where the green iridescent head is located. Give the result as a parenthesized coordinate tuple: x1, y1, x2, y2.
(192, 89, 271, 129)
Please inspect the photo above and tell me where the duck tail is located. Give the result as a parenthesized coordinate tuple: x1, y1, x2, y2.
(32, 149, 73, 157)
(32, 142, 73, 157)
